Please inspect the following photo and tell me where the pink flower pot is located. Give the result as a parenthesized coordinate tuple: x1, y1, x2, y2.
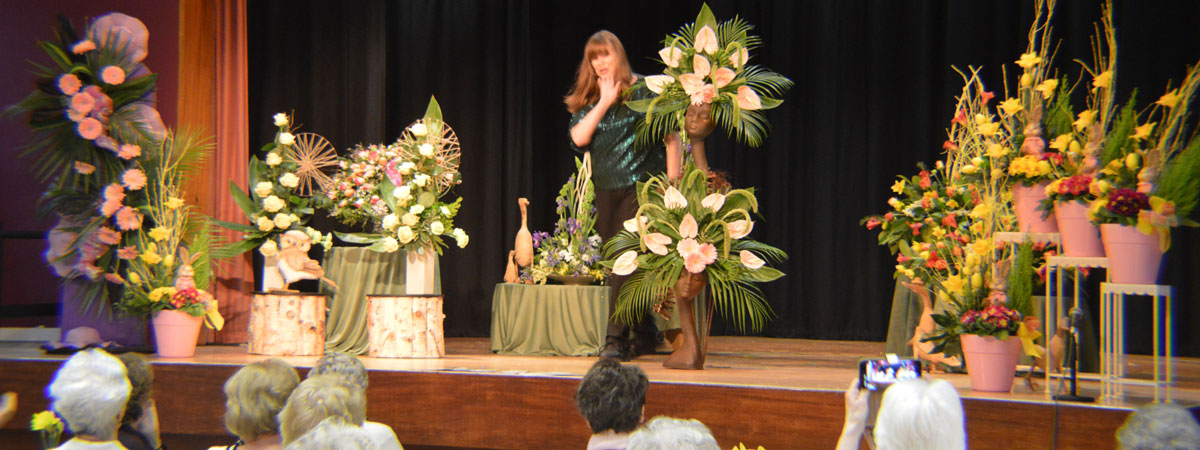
(152, 310, 203, 358)
(1100, 224, 1163, 284)
(1054, 201, 1104, 257)
(961, 334, 1021, 393)
(1012, 183, 1058, 233)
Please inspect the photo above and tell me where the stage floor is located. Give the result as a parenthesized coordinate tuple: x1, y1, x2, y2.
(2, 337, 1198, 449)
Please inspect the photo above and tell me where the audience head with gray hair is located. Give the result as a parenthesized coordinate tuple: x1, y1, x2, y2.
(278, 375, 366, 446)
(47, 348, 131, 442)
(626, 416, 720, 450)
(221, 358, 300, 447)
(576, 359, 649, 435)
(1117, 402, 1200, 450)
(309, 352, 369, 391)
(284, 417, 378, 450)
(873, 378, 965, 450)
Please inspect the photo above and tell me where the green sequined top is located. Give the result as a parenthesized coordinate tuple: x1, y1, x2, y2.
(569, 81, 665, 191)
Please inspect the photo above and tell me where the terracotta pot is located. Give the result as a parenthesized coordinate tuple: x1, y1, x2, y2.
(663, 271, 707, 370)
(1100, 224, 1163, 284)
(1054, 201, 1104, 257)
(1012, 182, 1058, 233)
(405, 246, 438, 295)
(152, 310, 203, 358)
(961, 334, 1022, 392)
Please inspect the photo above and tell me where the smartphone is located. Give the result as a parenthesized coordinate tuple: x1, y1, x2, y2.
(859, 358, 922, 391)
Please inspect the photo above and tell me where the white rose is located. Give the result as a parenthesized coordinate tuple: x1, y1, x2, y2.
(380, 236, 399, 253)
(402, 213, 420, 227)
(612, 250, 639, 276)
(419, 143, 435, 157)
(273, 113, 289, 127)
(414, 174, 429, 187)
(409, 204, 425, 215)
(278, 132, 295, 146)
(396, 185, 412, 198)
(254, 181, 273, 198)
(430, 221, 445, 235)
(265, 152, 283, 166)
(398, 162, 415, 175)
(273, 213, 294, 229)
(256, 216, 275, 232)
(262, 195, 285, 213)
(453, 228, 469, 248)
(397, 226, 415, 244)
(259, 240, 279, 257)
(409, 123, 428, 136)
(279, 172, 299, 188)
(381, 214, 399, 231)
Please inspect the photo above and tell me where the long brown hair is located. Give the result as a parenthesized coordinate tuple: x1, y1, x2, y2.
(564, 30, 634, 114)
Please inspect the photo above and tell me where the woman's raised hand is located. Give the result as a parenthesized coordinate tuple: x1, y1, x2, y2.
(598, 75, 620, 107)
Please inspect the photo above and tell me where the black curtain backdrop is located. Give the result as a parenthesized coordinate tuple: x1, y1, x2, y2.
(247, 0, 1200, 355)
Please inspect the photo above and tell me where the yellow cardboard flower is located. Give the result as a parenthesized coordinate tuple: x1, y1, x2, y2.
(1015, 53, 1042, 69)
(31, 410, 62, 432)
(1136, 196, 1177, 252)
(1092, 70, 1113, 91)
(1157, 90, 1181, 108)
(970, 272, 984, 290)
(1073, 110, 1096, 131)
(1018, 321, 1045, 358)
(1036, 79, 1058, 99)
(141, 249, 162, 265)
(943, 274, 965, 296)
(999, 98, 1023, 116)
(1131, 122, 1156, 141)
(148, 226, 170, 242)
(205, 299, 225, 331)
(891, 178, 906, 194)
(165, 197, 185, 210)
(1049, 135, 1072, 151)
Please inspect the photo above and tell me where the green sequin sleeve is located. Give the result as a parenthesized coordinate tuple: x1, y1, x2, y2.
(568, 82, 666, 191)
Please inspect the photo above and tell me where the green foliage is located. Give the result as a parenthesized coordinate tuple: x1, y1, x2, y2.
(1155, 135, 1200, 218)
(1043, 76, 1076, 137)
(1101, 94, 1139, 167)
(1006, 241, 1035, 317)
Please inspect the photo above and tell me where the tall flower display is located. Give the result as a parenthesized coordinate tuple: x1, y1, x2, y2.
(216, 112, 331, 260)
(8, 13, 168, 314)
(523, 157, 606, 284)
(625, 3, 792, 148)
(326, 97, 469, 255)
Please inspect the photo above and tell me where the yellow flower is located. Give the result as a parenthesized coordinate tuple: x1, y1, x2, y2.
(971, 273, 984, 290)
(1157, 90, 1181, 108)
(970, 202, 991, 219)
(148, 226, 170, 242)
(888, 197, 903, 210)
(1015, 53, 1042, 69)
(1035, 160, 1052, 175)
(1073, 110, 1096, 131)
(1131, 122, 1156, 141)
(986, 143, 1007, 158)
(1136, 196, 1178, 252)
(163, 253, 174, 268)
(970, 221, 985, 235)
(1092, 71, 1112, 91)
(148, 287, 178, 302)
(971, 238, 992, 256)
(128, 272, 142, 285)
(31, 410, 62, 432)
(1036, 79, 1058, 99)
(141, 249, 162, 265)
(977, 122, 1001, 137)
(932, 226, 946, 238)
(891, 179, 906, 194)
(1087, 199, 1109, 221)
(1045, 179, 1063, 196)
(999, 98, 1023, 116)
(1090, 180, 1111, 197)
(1125, 153, 1141, 170)
(1020, 73, 1033, 87)
(1049, 135, 1072, 151)
(946, 199, 959, 209)
(943, 275, 965, 296)
(165, 197, 185, 210)
(1069, 140, 1082, 156)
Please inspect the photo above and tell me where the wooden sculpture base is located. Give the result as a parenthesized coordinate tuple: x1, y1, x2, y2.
(248, 292, 326, 356)
(368, 295, 446, 358)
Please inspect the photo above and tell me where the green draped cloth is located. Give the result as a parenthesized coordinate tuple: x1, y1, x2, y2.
(322, 247, 441, 355)
(489, 283, 707, 357)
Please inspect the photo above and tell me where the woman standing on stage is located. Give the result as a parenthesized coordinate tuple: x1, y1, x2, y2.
(566, 30, 667, 360)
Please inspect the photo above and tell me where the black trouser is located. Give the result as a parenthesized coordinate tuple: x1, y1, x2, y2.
(594, 187, 658, 344)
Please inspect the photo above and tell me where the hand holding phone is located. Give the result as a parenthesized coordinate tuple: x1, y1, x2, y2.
(859, 358, 922, 391)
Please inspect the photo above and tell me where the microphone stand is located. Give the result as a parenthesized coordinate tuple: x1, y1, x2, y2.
(1054, 308, 1094, 402)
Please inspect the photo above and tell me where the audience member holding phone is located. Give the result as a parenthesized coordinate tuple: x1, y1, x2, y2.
(837, 358, 965, 450)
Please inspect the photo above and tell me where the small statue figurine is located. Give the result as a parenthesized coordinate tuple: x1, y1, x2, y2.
(1137, 150, 1161, 194)
(503, 250, 519, 284)
(1020, 104, 1046, 158)
(514, 198, 533, 267)
(276, 230, 338, 291)
(175, 247, 223, 330)
(1078, 123, 1104, 177)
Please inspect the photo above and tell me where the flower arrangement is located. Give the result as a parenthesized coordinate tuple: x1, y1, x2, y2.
(602, 161, 786, 332)
(7, 13, 167, 314)
(523, 157, 607, 284)
(31, 410, 63, 449)
(1086, 63, 1200, 249)
(625, 3, 792, 148)
(216, 113, 331, 258)
(328, 97, 469, 254)
(1042, 174, 1098, 206)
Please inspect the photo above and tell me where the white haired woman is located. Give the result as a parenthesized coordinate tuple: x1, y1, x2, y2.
(278, 375, 367, 446)
(47, 348, 131, 450)
(626, 416, 720, 450)
(307, 352, 402, 449)
(209, 359, 300, 450)
(837, 378, 966, 450)
(284, 417, 378, 450)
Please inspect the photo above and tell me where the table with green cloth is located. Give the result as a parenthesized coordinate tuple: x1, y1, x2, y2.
(490, 283, 707, 357)
(322, 247, 441, 355)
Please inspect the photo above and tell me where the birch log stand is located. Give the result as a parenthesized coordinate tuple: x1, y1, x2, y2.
(368, 294, 446, 358)
(248, 292, 327, 356)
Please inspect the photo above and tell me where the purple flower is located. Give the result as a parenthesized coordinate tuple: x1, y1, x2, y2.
(1107, 188, 1150, 217)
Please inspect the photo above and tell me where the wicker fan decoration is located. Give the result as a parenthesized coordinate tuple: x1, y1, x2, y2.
(398, 117, 461, 195)
(285, 132, 339, 197)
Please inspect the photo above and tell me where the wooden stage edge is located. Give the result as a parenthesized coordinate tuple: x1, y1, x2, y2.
(2, 337, 1196, 450)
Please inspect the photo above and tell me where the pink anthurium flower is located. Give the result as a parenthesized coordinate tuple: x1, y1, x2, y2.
(692, 54, 711, 79)
(613, 251, 639, 275)
(701, 193, 725, 212)
(644, 233, 672, 255)
(658, 46, 683, 68)
(740, 250, 765, 269)
(736, 86, 762, 110)
(712, 67, 735, 89)
(679, 213, 699, 239)
(728, 219, 754, 239)
(694, 26, 718, 54)
(645, 75, 675, 94)
(664, 186, 688, 209)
